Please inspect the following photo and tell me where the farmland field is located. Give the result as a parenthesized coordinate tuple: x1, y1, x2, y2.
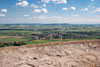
(0, 24, 100, 47)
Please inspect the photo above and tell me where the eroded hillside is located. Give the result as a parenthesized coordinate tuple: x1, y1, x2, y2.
(0, 40, 100, 67)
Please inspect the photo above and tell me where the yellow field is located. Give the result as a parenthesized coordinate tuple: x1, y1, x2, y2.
(0, 36, 24, 39)
(0, 36, 12, 39)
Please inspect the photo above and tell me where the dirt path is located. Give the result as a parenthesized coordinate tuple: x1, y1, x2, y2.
(0, 40, 100, 67)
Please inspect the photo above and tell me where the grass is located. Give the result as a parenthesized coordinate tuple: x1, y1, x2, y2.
(25, 37, 97, 45)
(0, 36, 98, 47)
(0, 37, 29, 43)
(26, 39, 61, 44)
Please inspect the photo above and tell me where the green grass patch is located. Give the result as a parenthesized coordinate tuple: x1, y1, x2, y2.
(25, 37, 97, 45)
(0, 37, 29, 43)
(0, 36, 98, 47)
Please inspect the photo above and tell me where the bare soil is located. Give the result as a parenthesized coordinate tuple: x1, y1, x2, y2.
(0, 40, 100, 67)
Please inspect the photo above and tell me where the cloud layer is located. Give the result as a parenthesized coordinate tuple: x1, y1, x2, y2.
(0, 0, 100, 24)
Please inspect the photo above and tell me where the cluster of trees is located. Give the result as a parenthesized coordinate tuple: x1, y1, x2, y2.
(30, 31, 99, 40)
(0, 42, 26, 47)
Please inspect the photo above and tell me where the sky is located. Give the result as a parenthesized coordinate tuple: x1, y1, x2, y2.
(0, 0, 100, 24)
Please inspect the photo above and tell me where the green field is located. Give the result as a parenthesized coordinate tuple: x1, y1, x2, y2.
(0, 37, 29, 43)
(0, 24, 100, 47)
(0, 36, 97, 45)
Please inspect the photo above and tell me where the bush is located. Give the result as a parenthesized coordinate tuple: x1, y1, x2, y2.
(13, 41, 26, 46)
(0, 41, 26, 47)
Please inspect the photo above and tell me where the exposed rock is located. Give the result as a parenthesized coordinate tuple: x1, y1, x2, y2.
(0, 40, 100, 67)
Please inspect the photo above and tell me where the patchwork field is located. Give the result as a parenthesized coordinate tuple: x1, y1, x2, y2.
(0, 24, 100, 47)
(0, 35, 97, 46)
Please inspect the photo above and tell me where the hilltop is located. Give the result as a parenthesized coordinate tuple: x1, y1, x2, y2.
(0, 40, 100, 67)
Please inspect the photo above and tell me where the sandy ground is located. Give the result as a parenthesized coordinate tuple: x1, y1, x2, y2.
(0, 40, 100, 67)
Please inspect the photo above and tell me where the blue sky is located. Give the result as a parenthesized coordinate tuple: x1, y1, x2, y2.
(0, 0, 100, 24)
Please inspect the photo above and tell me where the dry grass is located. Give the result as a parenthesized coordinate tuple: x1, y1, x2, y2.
(0, 36, 12, 39)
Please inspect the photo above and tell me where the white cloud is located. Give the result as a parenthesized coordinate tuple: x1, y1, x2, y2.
(41, 0, 50, 3)
(31, 4, 38, 8)
(91, 8, 100, 13)
(56, 0, 67, 4)
(41, 8, 48, 13)
(31, 4, 46, 9)
(96, 8, 100, 12)
(16, 1, 29, 7)
(1, 15, 100, 24)
(70, 7, 76, 10)
(0, 14, 5, 17)
(1, 9, 7, 13)
(24, 15, 30, 17)
(32, 15, 100, 24)
(52, 0, 67, 4)
(42, 4, 46, 7)
(41, 0, 67, 4)
(33, 9, 41, 13)
(33, 8, 48, 13)
(62, 8, 67, 11)
(72, 15, 79, 17)
(81, 8, 88, 12)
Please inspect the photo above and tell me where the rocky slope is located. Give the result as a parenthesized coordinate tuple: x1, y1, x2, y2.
(0, 40, 100, 67)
